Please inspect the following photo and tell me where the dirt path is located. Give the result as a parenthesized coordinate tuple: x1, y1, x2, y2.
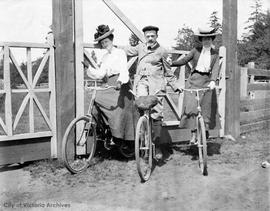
(0, 129, 269, 211)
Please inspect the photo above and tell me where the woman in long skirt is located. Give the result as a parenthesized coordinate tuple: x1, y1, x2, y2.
(171, 27, 221, 143)
(84, 25, 136, 142)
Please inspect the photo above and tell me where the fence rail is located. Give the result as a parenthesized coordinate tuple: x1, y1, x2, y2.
(240, 62, 270, 133)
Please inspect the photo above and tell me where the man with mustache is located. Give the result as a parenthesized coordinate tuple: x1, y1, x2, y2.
(124, 26, 180, 160)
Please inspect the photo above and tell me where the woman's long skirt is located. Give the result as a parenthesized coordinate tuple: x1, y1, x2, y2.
(179, 72, 221, 130)
(93, 75, 136, 141)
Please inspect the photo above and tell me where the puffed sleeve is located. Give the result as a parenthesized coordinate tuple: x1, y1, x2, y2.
(116, 49, 129, 84)
(122, 44, 139, 57)
(171, 48, 195, 66)
(86, 66, 106, 80)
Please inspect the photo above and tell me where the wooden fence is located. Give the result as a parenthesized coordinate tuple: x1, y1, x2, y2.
(240, 62, 270, 133)
(0, 42, 56, 165)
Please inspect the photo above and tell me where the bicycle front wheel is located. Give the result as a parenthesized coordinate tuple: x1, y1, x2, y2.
(62, 116, 97, 174)
(197, 117, 208, 176)
(135, 115, 152, 182)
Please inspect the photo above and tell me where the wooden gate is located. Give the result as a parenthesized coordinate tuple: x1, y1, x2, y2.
(0, 42, 56, 165)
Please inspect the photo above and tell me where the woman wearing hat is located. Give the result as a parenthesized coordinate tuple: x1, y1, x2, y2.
(84, 25, 136, 146)
(171, 27, 221, 143)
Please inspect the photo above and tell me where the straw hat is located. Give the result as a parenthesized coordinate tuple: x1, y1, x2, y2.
(194, 27, 219, 38)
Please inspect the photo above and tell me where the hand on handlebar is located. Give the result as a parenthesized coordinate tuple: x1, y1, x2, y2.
(115, 81, 122, 90)
(207, 81, 216, 90)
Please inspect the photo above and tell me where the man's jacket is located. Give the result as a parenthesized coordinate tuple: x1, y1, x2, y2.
(124, 42, 178, 95)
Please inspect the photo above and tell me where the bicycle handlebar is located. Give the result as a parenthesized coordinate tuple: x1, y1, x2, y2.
(85, 85, 116, 91)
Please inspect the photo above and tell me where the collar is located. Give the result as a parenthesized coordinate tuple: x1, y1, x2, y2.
(107, 46, 116, 54)
(146, 42, 159, 51)
(202, 46, 211, 52)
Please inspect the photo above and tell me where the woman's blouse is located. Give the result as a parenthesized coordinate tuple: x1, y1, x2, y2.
(86, 47, 129, 84)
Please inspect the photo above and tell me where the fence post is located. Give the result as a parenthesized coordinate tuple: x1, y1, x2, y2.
(218, 46, 226, 137)
(240, 67, 248, 99)
(248, 62, 255, 83)
(247, 62, 255, 99)
(177, 65, 185, 115)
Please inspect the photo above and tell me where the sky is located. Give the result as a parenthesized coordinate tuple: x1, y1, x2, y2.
(0, 0, 269, 60)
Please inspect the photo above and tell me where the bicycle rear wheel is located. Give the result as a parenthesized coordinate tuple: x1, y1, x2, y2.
(197, 117, 208, 176)
(135, 115, 152, 182)
(62, 116, 97, 174)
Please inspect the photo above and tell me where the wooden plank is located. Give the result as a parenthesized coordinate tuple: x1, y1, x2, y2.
(83, 49, 99, 69)
(127, 56, 138, 70)
(177, 65, 186, 116)
(240, 97, 270, 111)
(13, 94, 30, 130)
(83, 43, 99, 48)
(49, 45, 57, 158)
(74, 0, 86, 155)
(27, 48, 34, 133)
(164, 93, 181, 120)
(3, 45, 12, 136)
(222, 0, 240, 138)
(0, 131, 53, 142)
(247, 83, 270, 91)
(248, 62, 255, 83)
(0, 117, 7, 135)
(0, 42, 50, 49)
(248, 68, 270, 77)
(241, 119, 270, 134)
(218, 46, 226, 137)
(161, 127, 191, 143)
(240, 109, 270, 125)
(0, 137, 51, 165)
(11, 89, 29, 93)
(32, 51, 50, 87)
(75, 0, 84, 118)
(53, 0, 75, 158)
(102, 0, 145, 42)
(240, 67, 248, 99)
(32, 94, 52, 130)
(163, 120, 180, 126)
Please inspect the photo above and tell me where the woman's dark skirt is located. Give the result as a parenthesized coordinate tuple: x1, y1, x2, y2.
(93, 75, 136, 141)
(179, 72, 221, 130)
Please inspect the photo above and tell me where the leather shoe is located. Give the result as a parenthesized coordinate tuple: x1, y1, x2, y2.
(155, 147, 163, 160)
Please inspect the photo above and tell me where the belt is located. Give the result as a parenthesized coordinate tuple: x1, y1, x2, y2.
(108, 73, 119, 78)
(192, 70, 210, 76)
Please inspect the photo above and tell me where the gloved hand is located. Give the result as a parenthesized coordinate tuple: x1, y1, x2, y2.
(115, 81, 122, 90)
(208, 81, 216, 90)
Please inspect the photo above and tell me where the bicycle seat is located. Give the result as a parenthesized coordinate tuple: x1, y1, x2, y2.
(135, 95, 159, 110)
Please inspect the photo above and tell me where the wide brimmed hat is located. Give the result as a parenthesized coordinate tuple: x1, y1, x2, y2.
(194, 27, 219, 37)
(142, 25, 159, 33)
(94, 25, 114, 42)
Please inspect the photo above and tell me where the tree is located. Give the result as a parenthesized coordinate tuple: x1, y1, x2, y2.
(208, 11, 222, 49)
(173, 25, 196, 51)
(129, 33, 139, 47)
(238, 0, 270, 70)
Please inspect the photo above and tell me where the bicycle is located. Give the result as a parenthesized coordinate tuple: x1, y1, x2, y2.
(131, 91, 162, 182)
(181, 87, 211, 176)
(62, 85, 134, 174)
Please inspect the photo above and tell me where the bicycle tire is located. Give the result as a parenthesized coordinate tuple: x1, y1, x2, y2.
(135, 115, 152, 182)
(62, 116, 97, 174)
(197, 117, 208, 176)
